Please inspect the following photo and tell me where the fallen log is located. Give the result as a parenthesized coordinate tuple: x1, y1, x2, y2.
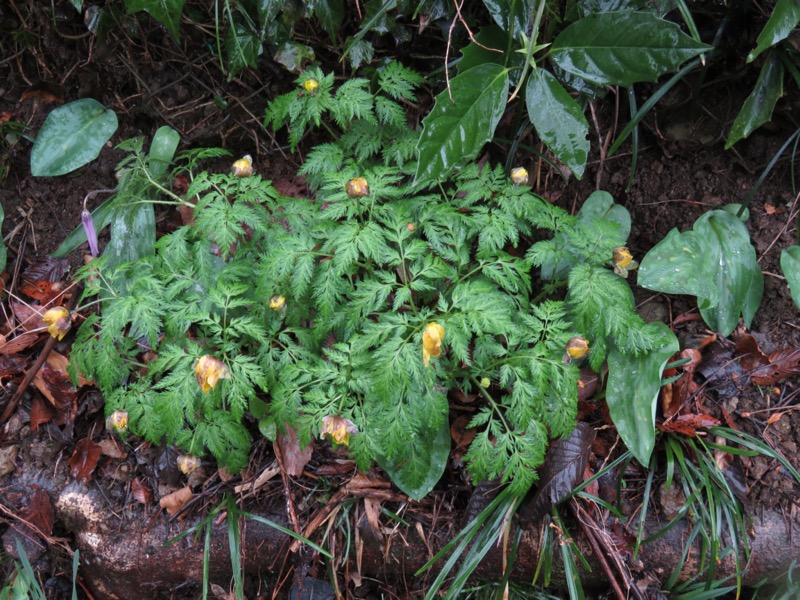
(5, 481, 790, 597)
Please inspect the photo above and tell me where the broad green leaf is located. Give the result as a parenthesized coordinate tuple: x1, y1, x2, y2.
(606, 322, 678, 465)
(638, 209, 760, 336)
(104, 203, 156, 280)
(124, 0, 186, 42)
(748, 0, 800, 62)
(458, 26, 512, 74)
(273, 40, 315, 73)
(225, 22, 263, 75)
(313, 0, 344, 43)
(725, 53, 784, 149)
(781, 246, 800, 309)
(148, 125, 180, 177)
(414, 64, 510, 186)
(343, 0, 397, 57)
(526, 69, 589, 179)
(577, 0, 673, 17)
(30, 99, 118, 176)
(550, 11, 711, 86)
(742, 264, 764, 328)
(0, 204, 5, 273)
(377, 418, 450, 500)
(483, 0, 532, 35)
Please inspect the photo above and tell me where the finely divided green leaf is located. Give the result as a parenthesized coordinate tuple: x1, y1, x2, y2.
(606, 322, 678, 465)
(550, 11, 711, 87)
(30, 99, 118, 176)
(526, 69, 590, 179)
(413, 64, 510, 186)
(726, 52, 784, 149)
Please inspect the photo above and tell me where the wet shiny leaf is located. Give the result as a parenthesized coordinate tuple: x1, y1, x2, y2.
(526, 69, 589, 179)
(607, 322, 679, 465)
(726, 53, 784, 149)
(639, 209, 762, 336)
(748, 0, 800, 62)
(413, 64, 510, 186)
(550, 12, 711, 87)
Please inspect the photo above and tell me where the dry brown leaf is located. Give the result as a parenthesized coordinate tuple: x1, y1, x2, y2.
(159, 486, 192, 516)
(450, 414, 476, 450)
(10, 301, 45, 332)
(0, 354, 29, 377)
(132, 478, 153, 505)
(733, 332, 800, 385)
(276, 425, 313, 477)
(30, 395, 54, 432)
(0, 331, 41, 355)
(19, 280, 67, 304)
(33, 352, 78, 424)
(19, 82, 65, 106)
(21, 486, 54, 537)
(763, 203, 784, 215)
(98, 437, 128, 459)
(69, 439, 102, 482)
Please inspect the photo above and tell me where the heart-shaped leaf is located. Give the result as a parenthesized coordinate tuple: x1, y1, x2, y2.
(638, 209, 761, 336)
(414, 64, 510, 186)
(124, 0, 186, 42)
(550, 11, 711, 87)
(606, 322, 679, 466)
(30, 99, 118, 176)
(526, 69, 590, 179)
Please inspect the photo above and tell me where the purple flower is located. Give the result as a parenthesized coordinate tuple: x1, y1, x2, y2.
(82, 209, 99, 257)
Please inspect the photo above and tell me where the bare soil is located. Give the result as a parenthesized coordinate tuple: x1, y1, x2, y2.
(1, 2, 799, 598)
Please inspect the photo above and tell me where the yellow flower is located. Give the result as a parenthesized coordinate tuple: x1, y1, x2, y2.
(303, 78, 319, 95)
(510, 167, 529, 186)
(177, 454, 200, 475)
(269, 295, 286, 310)
(563, 336, 590, 364)
(422, 321, 445, 367)
(231, 154, 254, 177)
(321, 415, 359, 446)
(480, 377, 491, 388)
(346, 177, 369, 198)
(106, 410, 128, 434)
(612, 246, 639, 278)
(194, 355, 231, 393)
(42, 306, 71, 340)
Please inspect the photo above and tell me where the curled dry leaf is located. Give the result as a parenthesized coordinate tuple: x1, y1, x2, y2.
(131, 478, 153, 505)
(33, 352, 80, 424)
(30, 395, 55, 432)
(657, 413, 720, 437)
(733, 331, 800, 385)
(21, 486, 54, 537)
(276, 425, 313, 477)
(450, 414, 476, 450)
(159, 486, 192, 516)
(0, 331, 40, 355)
(69, 438, 102, 482)
(661, 348, 703, 418)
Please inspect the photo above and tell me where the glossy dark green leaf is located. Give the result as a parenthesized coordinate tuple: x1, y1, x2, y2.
(725, 53, 784, 149)
(483, 0, 532, 35)
(225, 22, 262, 75)
(638, 209, 760, 336)
(781, 246, 800, 309)
(577, 0, 673, 17)
(607, 322, 678, 465)
(30, 99, 118, 176)
(414, 64, 509, 186)
(526, 69, 589, 179)
(377, 418, 450, 500)
(124, 0, 186, 41)
(104, 202, 156, 288)
(313, 0, 344, 43)
(273, 40, 315, 73)
(457, 25, 512, 74)
(550, 11, 711, 86)
(748, 0, 800, 62)
(148, 126, 180, 178)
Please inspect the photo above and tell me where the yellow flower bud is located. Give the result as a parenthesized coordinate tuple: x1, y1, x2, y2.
(480, 377, 491, 388)
(422, 321, 445, 367)
(42, 306, 71, 340)
(612, 246, 639, 278)
(321, 415, 359, 447)
(346, 177, 369, 198)
(177, 454, 200, 475)
(231, 154, 254, 177)
(510, 167, 529, 186)
(563, 336, 590, 364)
(106, 410, 128, 434)
(194, 355, 231, 393)
(269, 295, 286, 310)
(303, 78, 319, 95)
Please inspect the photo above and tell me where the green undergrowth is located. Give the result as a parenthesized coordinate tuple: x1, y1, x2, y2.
(67, 63, 677, 498)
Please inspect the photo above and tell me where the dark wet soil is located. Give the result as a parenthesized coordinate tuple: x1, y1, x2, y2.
(1, 1, 799, 597)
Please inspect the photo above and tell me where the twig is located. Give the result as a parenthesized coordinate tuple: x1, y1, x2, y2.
(273, 440, 302, 539)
